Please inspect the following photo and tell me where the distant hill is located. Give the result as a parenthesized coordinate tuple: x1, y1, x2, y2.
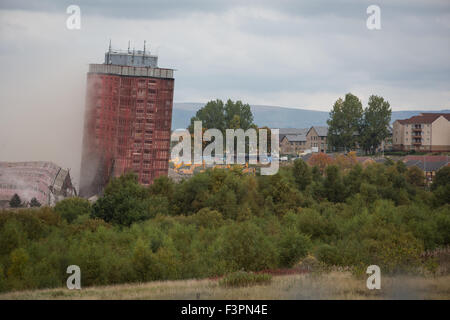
(172, 102, 449, 130)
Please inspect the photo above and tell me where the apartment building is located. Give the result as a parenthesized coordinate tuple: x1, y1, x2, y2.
(392, 113, 450, 152)
(79, 46, 174, 197)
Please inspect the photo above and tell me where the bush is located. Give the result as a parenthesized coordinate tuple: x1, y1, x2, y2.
(91, 173, 154, 226)
(406, 166, 425, 187)
(54, 197, 92, 223)
(315, 244, 341, 265)
(188, 208, 223, 229)
(29, 198, 41, 208)
(293, 159, 312, 191)
(219, 271, 272, 287)
(9, 194, 22, 208)
(278, 228, 311, 267)
(432, 166, 450, 191)
(215, 221, 278, 272)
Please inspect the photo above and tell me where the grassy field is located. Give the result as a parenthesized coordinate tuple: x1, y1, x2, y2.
(0, 272, 449, 300)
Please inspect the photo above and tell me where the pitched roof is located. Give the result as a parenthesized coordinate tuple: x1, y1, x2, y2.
(404, 160, 449, 172)
(308, 126, 328, 137)
(278, 128, 308, 135)
(403, 155, 449, 162)
(284, 134, 307, 142)
(397, 113, 450, 124)
(277, 128, 308, 141)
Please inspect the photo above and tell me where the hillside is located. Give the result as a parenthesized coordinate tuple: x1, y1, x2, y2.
(172, 102, 450, 130)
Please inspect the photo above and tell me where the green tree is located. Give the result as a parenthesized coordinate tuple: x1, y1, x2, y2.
(224, 99, 254, 130)
(91, 173, 154, 226)
(188, 99, 225, 133)
(396, 160, 407, 174)
(189, 99, 255, 132)
(406, 166, 425, 187)
(216, 221, 278, 272)
(132, 238, 157, 281)
(324, 165, 345, 202)
(278, 228, 311, 267)
(9, 194, 22, 208)
(359, 95, 392, 154)
(292, 159, 312, 191)
(431, 166, 450, 191)
(29, 198, 41, 208)
(327, 93, 363, 152)
(54, 197, 92, 223)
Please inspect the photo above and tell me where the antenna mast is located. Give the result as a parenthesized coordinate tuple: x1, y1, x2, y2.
(107, 39, 112, 64)
(143, 40, 146, 64)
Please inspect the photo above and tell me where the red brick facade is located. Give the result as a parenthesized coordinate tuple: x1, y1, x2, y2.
(80, 70, 174, 197)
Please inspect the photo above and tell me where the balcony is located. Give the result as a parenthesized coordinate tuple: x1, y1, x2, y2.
(412, 127, 422, 132)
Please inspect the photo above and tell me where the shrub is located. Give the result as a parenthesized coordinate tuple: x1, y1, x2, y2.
(293, 159, 312, 191)
(0, 219, 27, 256)
(91, 173, 154, 226)
(9, 194, 22, 208)
(278, 228, 311, 267)
(189, 208, 223, 229)
(431, 166, 450, 191)
(132, 238, 157, 282)
(406, 166, 425, 187)
(315, 244, 341, 265)
(219, 271, 272, 287)
(29, 198, 41, 207)
(215, 221, 278, 272)
(54, 197, 92, 223)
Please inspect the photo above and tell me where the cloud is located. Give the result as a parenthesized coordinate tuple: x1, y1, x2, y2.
(0, 1, 449, 184)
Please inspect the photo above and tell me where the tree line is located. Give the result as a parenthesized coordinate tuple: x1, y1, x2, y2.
(0, 160, 448, 292)
(327, 93, 392, 154)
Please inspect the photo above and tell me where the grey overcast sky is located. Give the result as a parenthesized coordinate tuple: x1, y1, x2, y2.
(1, 0, 449, 110)
(0, 0, 449, 184)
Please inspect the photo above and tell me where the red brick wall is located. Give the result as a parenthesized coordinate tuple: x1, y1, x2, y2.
(80, 73, 174, 197)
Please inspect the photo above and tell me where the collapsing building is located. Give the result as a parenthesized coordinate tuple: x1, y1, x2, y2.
(79, 43, 175, 198)
(0, 161, 76, 208)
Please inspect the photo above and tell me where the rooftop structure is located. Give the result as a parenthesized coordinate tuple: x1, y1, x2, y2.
(105, 41, 158, 68)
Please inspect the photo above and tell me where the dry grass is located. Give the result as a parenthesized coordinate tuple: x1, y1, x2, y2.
(1, 271, 449, 300)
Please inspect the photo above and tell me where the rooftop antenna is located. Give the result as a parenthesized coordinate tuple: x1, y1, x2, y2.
(132, 46, 135, 64)
(128, 40, 130, 53)
(142, 40, 146, 64)
(107, 39, 112, 64)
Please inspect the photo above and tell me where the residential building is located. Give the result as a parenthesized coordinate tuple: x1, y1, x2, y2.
(306, 126, 328, 153)
(79, 45, 175, 197)
(393, 113, 450, 152)
(280, 134, 307, 155)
